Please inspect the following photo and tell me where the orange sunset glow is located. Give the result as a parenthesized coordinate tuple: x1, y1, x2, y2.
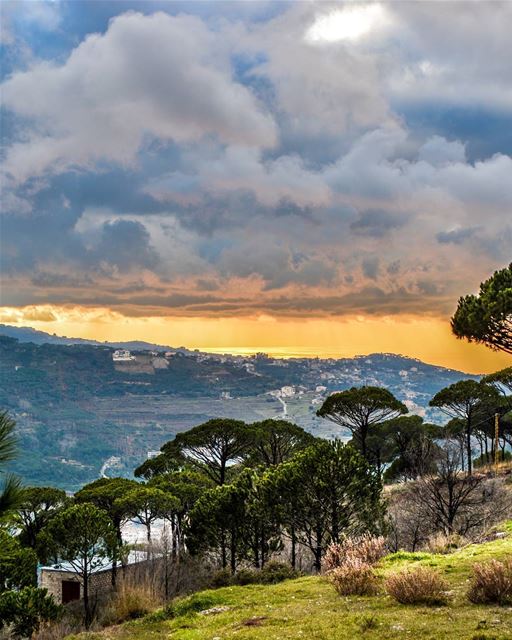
(1, 1, 511, 375)
(0, 305, 509, 374)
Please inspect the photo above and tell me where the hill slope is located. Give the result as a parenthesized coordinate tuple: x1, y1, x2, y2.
(0, 324, 175, 352)
(0, 329, 477, 489)
(77, 525, 512, 640)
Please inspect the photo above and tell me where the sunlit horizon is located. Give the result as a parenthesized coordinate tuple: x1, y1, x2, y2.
(1, 304, 510, 375)
(1, 1, 511, 379)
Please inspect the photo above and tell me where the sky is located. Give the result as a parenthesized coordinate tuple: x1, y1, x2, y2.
(1, 0, 511, 374)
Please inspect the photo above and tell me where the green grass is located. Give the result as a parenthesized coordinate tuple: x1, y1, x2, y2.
(71, 525, 512, 640)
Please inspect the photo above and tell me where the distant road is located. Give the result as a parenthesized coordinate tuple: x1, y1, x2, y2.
(275, 396, 288, 417)
(100, 455, 121, 478)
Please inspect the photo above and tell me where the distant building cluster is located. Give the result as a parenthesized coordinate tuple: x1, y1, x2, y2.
(112, 349, 135, 362)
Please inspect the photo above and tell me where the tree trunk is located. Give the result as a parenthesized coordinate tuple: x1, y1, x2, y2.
(290, 524, 296, 570)
(314, 525, 323, 572)
(111, 559, 117, 588)
(221, 529, 227, 569)
(83, 573, 91, 629)
(360, 422, 368, 459)
(171, 518, 178, 558)
(253, 534, 260, 569)
(230, 530, 236, 575)
(466, 417, 472, 476)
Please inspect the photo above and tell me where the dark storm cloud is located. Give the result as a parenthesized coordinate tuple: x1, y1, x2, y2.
(350, 209, 409, 238)
(93, 220, 159, 271)
(362, 257, 380, 281)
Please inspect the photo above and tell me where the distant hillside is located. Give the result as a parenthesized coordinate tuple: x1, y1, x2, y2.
(0, 324, 177, 352)
(0, 328, 478, 490)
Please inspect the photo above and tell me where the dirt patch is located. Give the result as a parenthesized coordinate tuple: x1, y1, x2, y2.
(241, 616, 268, 627)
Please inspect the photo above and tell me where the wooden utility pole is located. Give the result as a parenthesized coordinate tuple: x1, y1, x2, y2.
(494, 412, 500, 475)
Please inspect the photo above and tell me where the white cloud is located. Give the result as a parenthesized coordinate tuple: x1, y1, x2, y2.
(1, 11, 277, 183)
(306, 4, 390, 43)
(197, 146, 331, 207)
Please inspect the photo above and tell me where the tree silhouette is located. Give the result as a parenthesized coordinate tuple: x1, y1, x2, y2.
(317, 386, 407, 460)
(451, 263, 512, 354)
(430, 380, 499, 475)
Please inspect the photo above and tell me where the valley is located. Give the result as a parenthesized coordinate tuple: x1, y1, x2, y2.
(0, 327, 478, 490)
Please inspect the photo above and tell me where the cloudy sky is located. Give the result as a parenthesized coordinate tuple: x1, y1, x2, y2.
(1, 0, 511, 372)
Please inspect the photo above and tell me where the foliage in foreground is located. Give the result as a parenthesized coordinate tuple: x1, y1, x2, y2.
(467, 559, 512, 605)
(63, 527, 512, 640)
(0, 587, 62, 638)
(385, 566, 449, 605)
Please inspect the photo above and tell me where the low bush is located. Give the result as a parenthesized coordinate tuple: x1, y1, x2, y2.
(210, 562, 300, 589)
(323, 534, 386, 573)
(385, 566, 449, 605)
(384, 551, 432, 563)
(0, 587, 62, 639)
(259, 561, 300, 584)
(357, 613, 379, 631)
(467, 559, 512, 605)
(327, 558, 379, 596)
(209, 568, 232, 588)
(233, 568, 259, 585)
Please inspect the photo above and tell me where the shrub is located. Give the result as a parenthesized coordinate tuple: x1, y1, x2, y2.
(357, 614, 379, 631)
(425, 532, 467, 554)
(328, 558, 379, 596)
(102, 583, 156, 624)
(259, 561, 300, 584)
(323, 534, 386, 573)
(0, 587, 62, 639)
(233, 568, 259, 585)
(385, 567, 449, 605)
(210, 562, 300, 588)
(209, 568, 232, 588)
(467, 559, 512, 605)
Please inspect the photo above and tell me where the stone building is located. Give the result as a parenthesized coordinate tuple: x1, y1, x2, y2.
(38, 551, 150, 604)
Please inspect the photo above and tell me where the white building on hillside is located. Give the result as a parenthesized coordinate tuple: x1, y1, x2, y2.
(112, 349, 135, 362)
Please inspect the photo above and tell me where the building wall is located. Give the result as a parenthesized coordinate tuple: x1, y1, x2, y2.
(40, 568, 113, 605)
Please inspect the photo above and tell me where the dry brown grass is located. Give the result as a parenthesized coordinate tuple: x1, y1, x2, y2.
(327, 558, 379, 596)
(385, 566, 449, 605)
(467, 559, 512, 605)
(425, 532, 467, 554)
(322, 534, 386, 573)
(101, 582, 159, 625)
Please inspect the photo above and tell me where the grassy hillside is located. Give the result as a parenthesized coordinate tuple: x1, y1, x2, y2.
(74, 524, 512, 640)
